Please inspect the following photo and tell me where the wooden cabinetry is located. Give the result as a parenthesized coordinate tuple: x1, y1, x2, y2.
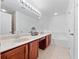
(0, 34, 51, 59)
(48, 34, 51, 46)
(46, 34, 51, 46)
(25, 44, 28, 59)
(39, 34, 51, 50)
(1, 44, 28, 59)
(29, 40, 39, 59)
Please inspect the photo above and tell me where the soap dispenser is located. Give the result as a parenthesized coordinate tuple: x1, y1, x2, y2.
(31, 27, 38, 36)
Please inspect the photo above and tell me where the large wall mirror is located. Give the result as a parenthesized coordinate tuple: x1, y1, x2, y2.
(0, 0, 16, 35)
(0, 11, 16, 35)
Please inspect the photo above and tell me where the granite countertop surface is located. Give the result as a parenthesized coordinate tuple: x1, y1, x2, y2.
(0, 32, 51, 53)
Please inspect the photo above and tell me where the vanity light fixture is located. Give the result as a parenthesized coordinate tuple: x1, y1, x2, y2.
(53, 12, 59, 16)
(22, 0, 26, 3)
(20, 0, 41, 17)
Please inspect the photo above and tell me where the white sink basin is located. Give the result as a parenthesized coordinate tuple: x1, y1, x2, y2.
(0, 37, 29, 47)
(0, 36, 30, 52)
(14, 38, 29, 43)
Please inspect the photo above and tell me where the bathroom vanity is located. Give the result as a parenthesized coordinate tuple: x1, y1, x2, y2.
(0, 33, 51, 59)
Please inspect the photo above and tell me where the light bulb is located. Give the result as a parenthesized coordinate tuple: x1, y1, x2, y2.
(0, 9, 7, 12)
(53, 12, 59, 16)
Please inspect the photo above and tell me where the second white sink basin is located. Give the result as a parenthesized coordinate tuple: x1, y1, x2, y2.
(14, 38, 29, 43)
(1, 37, 29, 47)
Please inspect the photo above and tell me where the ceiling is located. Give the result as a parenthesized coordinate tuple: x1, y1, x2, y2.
(27, 0, 70, 16)
(1, 0, 70, 17)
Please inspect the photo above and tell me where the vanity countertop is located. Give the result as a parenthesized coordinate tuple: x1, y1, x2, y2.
(0, 32, 51, 53)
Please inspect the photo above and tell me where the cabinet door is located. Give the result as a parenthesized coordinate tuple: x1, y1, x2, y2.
(46, 35, 49, 47)
(48, 34, 51, 45)
(1, 45, 26, 59)
(25, 44, 28, 59)
(46, 34, 51, 47)
(29, 40, 39, 59)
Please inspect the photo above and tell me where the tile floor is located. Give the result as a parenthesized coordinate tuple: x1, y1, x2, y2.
(38, 44, 70, 59)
